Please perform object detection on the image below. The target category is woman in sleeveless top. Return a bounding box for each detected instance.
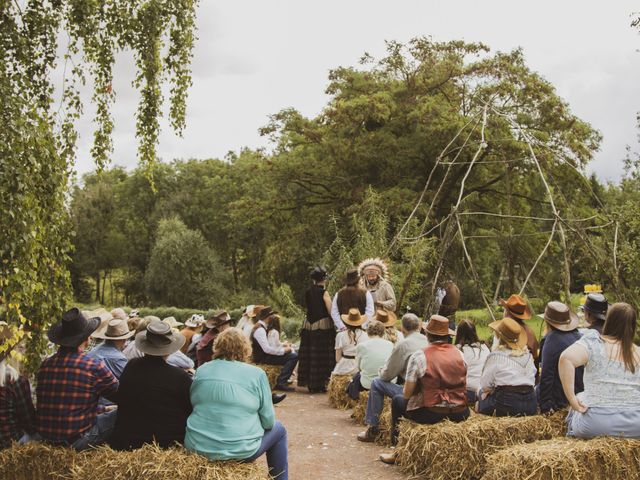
[297,267,336,393]
[560,302,640,438]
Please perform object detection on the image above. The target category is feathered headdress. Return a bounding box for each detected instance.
[357,257,389,279]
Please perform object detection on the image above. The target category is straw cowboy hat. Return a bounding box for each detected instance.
[251,305,266,318]
[48,308,101,347]
[544,301,579,331]
[425,315,456,336]
[243,305,256,318]
[489,317,527,349]
[92,318,135,340]
[135,320,185,356]
[110,308,128,320]
[205,310,233,329]
[375,309,398,327]
[185,314,204,328]
[499,294,532,321]
[341,308,367,327]
[163,317,184,329]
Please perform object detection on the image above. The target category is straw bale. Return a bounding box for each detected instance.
[482,437,640,480]
[253,363,282,389]
[0,442,79,480]
[0,443,271,480]
[396,411,567,480]
[327,374,357,409]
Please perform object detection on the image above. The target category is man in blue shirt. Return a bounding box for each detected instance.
[88,319,134,380]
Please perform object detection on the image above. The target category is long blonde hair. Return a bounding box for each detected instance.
[384,326,398,344]
[0,359,19,388]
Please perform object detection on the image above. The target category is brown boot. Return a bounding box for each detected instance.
[357,425,379,443]
[379,451,398,465]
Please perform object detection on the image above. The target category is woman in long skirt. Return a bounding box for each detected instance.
[297,267,336,393]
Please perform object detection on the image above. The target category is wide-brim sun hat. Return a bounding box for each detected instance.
[92,318,135,340]
[499,294,532,321]
[489,317,528,349]
[544,301,579,331]
[341,308,366,327]
[205,310,233,329]
[48,308,101,347]
[135,320,185,356]
[185,314,204,328]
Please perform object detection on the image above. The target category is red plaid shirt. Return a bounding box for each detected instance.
[0,375,36,449]
[36,347,118,445]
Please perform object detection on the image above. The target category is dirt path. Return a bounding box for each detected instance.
[269,390,407,480]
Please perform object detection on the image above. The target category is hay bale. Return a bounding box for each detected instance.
[0,442,79,480]
[253,363,282,389]
[0,443,271,480]
[481,437,640,480]
[351,391,392,446]
[75,443,270,480]
[327,374,357,409]
[396,411,567,480]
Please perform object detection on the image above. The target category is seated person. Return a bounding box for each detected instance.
[251,307,298,392]
[477,317,537,417]
[332,309,369,377]
[378,309,404,344]
[267,315,291,352]
[36,308,118,450]
[110,321,192,450]
[185,328,288,480]
[380,315,469,464]
[455,319,490,404]
[196,311,233,367]
[536,302,583,414]
[560,302,640,438]
[347,319,393,399]
[88,319,134,379]
[180,314,204,354]
[357,313,428,442]
[0,322,36,449]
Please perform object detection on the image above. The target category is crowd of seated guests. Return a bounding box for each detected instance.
[2,289,640,478]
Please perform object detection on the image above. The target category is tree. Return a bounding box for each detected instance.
[145,217,230,308]
[1,0,198,368]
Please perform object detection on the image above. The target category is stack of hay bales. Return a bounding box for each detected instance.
[351,391,392,446]
[252,363,283,390]
[396,412,566,479]
[0,443,271,480]
[327,374,357,409]
[482,437,640,480]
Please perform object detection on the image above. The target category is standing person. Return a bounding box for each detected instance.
[436,280,460,330]
[454,319,490,404]
[497,294,540,364]
[196,311,233,367]
[36,308,119,450]
[478,317,537,417]
[380,315,469,464]
[331,268,375,331]
[332,309,369,376]
[298,267,336,393]
[185,328,289,480]
[357,313,428,442]
[251,307,298,392]
[581,293,608,334]
[180,314,204,354]
[560,303,640,438]
[537,302,584,414]
[358,258,396,312]
[237,305,257,339]
[110,321,192,450]
[0,322,36,449]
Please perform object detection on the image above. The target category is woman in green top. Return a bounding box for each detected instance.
[185,328,288,479]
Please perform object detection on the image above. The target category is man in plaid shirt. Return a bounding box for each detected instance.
[36,308,119,450]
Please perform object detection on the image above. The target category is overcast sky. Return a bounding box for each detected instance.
[72,1,640,182]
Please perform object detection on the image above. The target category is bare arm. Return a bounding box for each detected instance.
[323,290,333,317]
[559,343,589,413]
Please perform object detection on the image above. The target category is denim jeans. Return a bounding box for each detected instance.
[262,352,299,387]
[390,394,469,445]
[72,409,118,451]
[477,389,537,417]
[365,378,403,427]
[245,421,288,480]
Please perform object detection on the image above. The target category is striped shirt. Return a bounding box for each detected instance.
[36,347,118,445]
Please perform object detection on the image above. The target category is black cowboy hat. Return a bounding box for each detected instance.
[344,268,360,286]
[257,306,278,321]
[48,308,101,347]
[310,266,328,282]
[582,293,608,321]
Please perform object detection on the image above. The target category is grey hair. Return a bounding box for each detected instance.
[401,313,421,332]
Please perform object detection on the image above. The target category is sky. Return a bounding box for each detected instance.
[72,0,640,182]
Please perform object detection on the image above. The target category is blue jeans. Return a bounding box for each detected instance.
[245,421,288,479]
[477,388,537,417]
[365,378,403,427]
[72,410,118,451]
[262,352,299,387]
